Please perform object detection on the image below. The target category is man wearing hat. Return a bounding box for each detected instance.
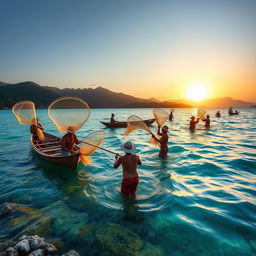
[60,126,80,155]
[114,141,141,199]
[152,125,169,158]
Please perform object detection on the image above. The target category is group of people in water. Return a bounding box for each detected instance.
[30,107,239,199]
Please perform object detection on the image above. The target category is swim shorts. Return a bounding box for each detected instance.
[121,176,139,195]
[61,150,69,156]
[33,135,39,141]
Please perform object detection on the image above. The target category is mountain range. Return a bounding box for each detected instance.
[0,81,255,109]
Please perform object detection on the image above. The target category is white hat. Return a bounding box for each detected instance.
[121,141,136,153]
[162,125,169,132]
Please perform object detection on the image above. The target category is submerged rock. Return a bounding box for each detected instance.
[135,242,166,256]
[96,223,143,256]
[61,250,80,256]
[28,235,46,250]
[44,200,88,240]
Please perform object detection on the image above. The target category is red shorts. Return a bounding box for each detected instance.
[121,176,139,195]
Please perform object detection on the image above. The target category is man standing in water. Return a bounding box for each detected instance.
[61,126,81,155]
[189,116,199,130]
[202,115,211,128]
[152,125,169,158]
[114,141,141,199]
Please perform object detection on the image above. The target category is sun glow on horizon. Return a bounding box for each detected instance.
[186,83,209,101]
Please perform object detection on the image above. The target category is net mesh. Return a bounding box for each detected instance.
[197,108,206,120]
[79,155,92,166]
[80,131,106,156]
[153,109,169,127]
[48,97,90,133]
[12,101,36,125]
[124,115,152,136]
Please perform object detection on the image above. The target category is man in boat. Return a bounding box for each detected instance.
[202,115,211,128]
[61,126,81,155]
[215,111,221,117]
[228,107,234,115]
[169,111,174,121]
[152,125,169,158]
[110,113,118,123]
[30,117,44,143]
[189,116,199,130]
[114,141,141,199]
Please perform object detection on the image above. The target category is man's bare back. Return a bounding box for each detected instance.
[114,154,141,179]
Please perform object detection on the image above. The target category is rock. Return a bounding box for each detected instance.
[28,235,46,250]
[96,223,143,256]
[19,235,29,241]
[4,247,18,256]
[44,243,57,255]
[28,249,44,256]
[25,217,53,236]
[0,203,14,218]
[14,239,30,252]
[44,201,88,240]
[61,250,80,256]
[135,242,166,256]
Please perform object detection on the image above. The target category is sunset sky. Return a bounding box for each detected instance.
[1,0,255,101]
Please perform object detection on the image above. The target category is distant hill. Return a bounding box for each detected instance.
[174,97,256,108]
[0,81,192,109]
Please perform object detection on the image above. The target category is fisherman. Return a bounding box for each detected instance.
[215,111,221,117]
[61,126,80,155]
[202,115,211,128]
[152,125,169,158]
[228,107,234,115]
[189,116,199,130]
[30,117,44,143]
[114,141,141,199]
[110,113,118,123]
[169,111,174,121]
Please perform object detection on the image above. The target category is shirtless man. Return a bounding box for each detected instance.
[30,118,44,143]
[215,111,221,118]
[114,141,141,199]
[61,126,80,155]
[189,116,199,130]
[202,115,211,128]
[152,125,169,158]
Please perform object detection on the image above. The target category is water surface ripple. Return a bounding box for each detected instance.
[0,108,255,255]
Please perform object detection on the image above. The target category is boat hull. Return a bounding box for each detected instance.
[31,132,80,169]
[100,118,155,128]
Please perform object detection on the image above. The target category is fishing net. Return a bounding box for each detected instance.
[197,108,206,120]
[170,108,175,113]
[80,131,106,156]
[124,115,152,136]
[48,97,90,133]
[12,101,36,125]
[79,155,92,166]
[153,109,169,127]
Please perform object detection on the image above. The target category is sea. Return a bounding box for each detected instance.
[0,108,255,255]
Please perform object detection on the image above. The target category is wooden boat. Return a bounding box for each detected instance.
[100,118,155,128]
[31,132,80,169]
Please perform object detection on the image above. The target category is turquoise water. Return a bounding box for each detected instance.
[0,108,256,255]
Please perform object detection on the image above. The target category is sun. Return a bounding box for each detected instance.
[186,83,208,101]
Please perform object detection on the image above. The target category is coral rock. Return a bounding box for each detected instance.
[28,235,46,250]
[45,243,57,255]
[14,239,30,252]
[28,248,45,256]
[4,247,18,256]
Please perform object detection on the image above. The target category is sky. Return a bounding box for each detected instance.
[0,0,256,101]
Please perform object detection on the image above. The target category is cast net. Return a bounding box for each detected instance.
[12,101,36,125]
[48,97,90,133]
[197,108,206,120]
[153,109,169,127]
[79,131,106,166]
[124,115,152,136]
